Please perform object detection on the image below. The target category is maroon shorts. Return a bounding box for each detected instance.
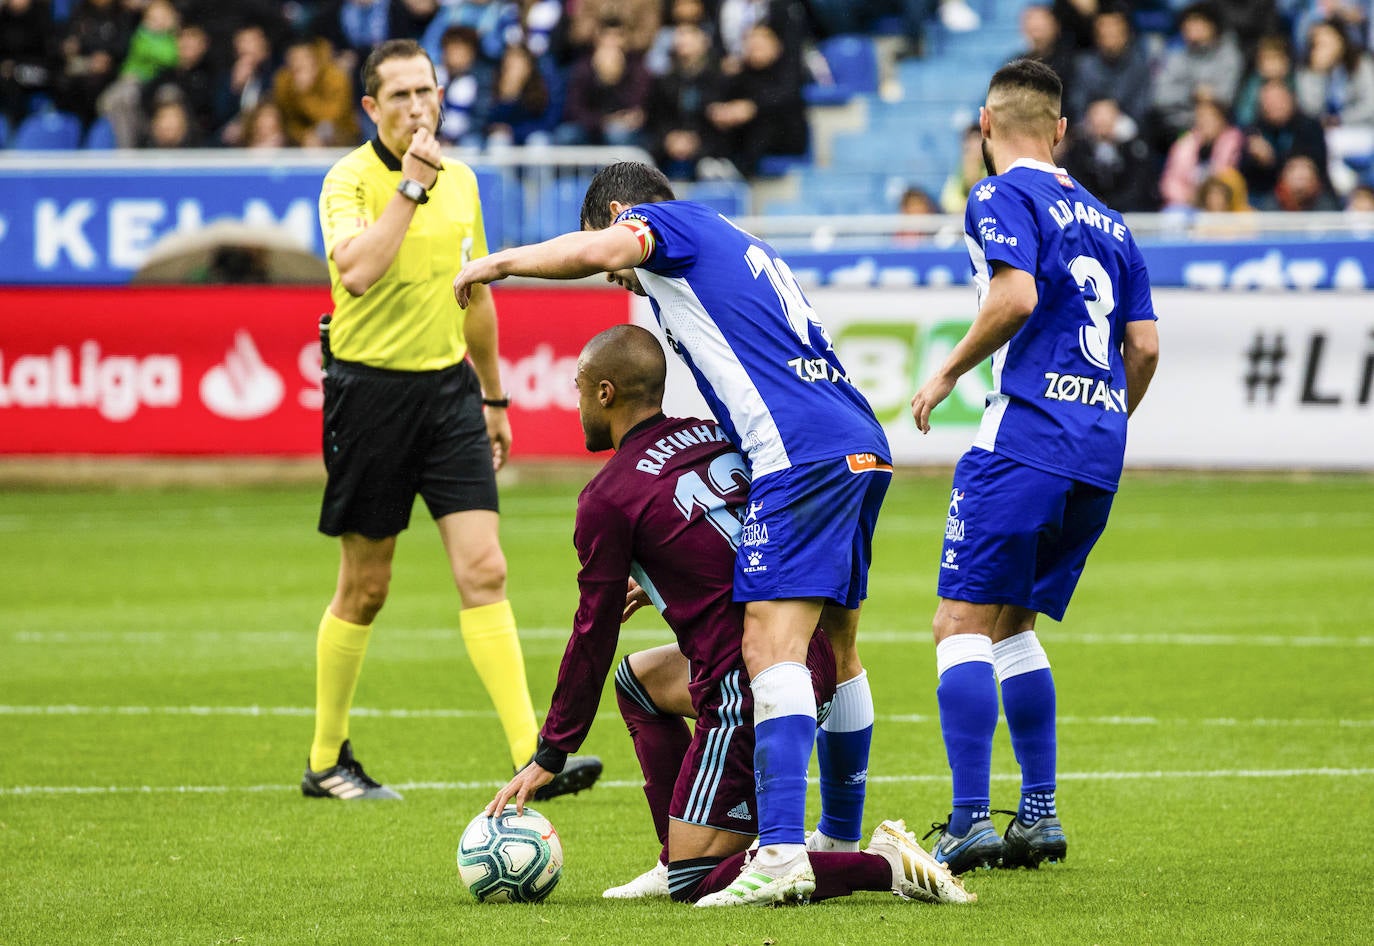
[668,630,837,835]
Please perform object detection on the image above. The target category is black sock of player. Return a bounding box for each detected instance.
[678,853,742,902]
[615,657,692,847]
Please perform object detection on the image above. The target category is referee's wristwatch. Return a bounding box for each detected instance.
[396,177,429,204]
[482,393,510,409]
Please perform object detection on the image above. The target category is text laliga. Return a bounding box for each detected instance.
[0,342,178,421]
[1047,199,1127,243]
[1042,371,1128,412]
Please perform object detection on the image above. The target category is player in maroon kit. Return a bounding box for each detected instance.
[484,325,974,907]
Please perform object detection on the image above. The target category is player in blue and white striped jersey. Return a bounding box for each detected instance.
[454,162,892,906]
[910,58,1160,874]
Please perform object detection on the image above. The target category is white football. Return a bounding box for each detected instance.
[456,805,563,903]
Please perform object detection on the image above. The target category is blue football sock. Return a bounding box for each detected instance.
[751,661,816,849]
[1019,790,1057,823]
[816,671,873,843]
[936,635,998,837]
[994,632,1057,825]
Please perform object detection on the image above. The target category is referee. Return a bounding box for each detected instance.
[303,38,601,801]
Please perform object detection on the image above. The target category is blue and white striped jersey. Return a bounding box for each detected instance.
[616,201,889,477]
[963,158,1157,490]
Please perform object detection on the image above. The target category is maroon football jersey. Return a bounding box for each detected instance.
[540,415,750,755]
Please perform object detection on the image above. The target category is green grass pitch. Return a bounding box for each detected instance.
[2,470,1371,945]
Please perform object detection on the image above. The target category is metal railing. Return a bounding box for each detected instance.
[730,211,1374,251]
[2,145,1369,252]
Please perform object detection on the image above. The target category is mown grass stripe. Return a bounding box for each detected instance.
[4,767,1371,797]
[11,628,1373,647]
[3,705,1370,728]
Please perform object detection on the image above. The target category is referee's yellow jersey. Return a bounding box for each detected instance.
[319,139,488,371]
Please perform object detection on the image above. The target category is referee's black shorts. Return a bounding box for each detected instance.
[318,358,499,539]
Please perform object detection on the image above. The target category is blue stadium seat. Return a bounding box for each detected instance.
[804,35,879,106]
[680,181,748,218]
[757,152,812,177]
[11,110,83,150]
[530,174,594,243]
[82,117,117,150]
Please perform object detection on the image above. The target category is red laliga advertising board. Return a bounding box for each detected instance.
[0,286,628,457]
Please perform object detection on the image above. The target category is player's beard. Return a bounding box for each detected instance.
[981,137,997,177]
[583,421,613,452]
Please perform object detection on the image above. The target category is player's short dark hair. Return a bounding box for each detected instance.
[580,162,677,230]
[987,58,1063,105]
[363,39,434,98]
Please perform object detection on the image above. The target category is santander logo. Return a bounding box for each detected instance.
[199,331,284,420]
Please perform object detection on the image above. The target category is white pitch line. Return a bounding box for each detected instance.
[10,628,1373,647]
[3,767,1372,797]
[0,705,493,719]
[2,705,1371,729]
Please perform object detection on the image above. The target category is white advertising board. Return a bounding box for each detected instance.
[636,288,1374,471]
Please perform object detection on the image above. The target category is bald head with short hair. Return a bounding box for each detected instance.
[581,324,667,405]
[576,324,669,451]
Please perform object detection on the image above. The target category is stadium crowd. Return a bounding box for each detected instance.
[2,0,1373,208]
[965,0,1374,214]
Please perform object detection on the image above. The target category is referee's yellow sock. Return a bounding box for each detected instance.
[460,600,539,768]
[309,610,372,772]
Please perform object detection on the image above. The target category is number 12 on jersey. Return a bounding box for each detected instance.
[672,452,750,550]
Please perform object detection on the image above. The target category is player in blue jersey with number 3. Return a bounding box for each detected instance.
[910,59,1160,874]
[454,162,892,907]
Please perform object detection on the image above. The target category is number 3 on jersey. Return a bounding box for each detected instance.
[673,452,750,550]
[1068,254,1115,371]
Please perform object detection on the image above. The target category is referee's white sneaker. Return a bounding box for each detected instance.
[867,819,976,904]
[602,861,669,899]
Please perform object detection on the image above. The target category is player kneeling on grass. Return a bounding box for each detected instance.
[485,325,974,907]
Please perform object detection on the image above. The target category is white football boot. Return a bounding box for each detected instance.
[602,861,669,899]
[867,819,977,904]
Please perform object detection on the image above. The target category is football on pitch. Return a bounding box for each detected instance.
[456,805,563,903]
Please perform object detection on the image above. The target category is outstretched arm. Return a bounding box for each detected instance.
[484,495,635,815]
[453,225,645,307]
[911,264,1037,433]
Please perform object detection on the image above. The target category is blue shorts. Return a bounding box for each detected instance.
[937,449,1115,621]
[733,454,891,609]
